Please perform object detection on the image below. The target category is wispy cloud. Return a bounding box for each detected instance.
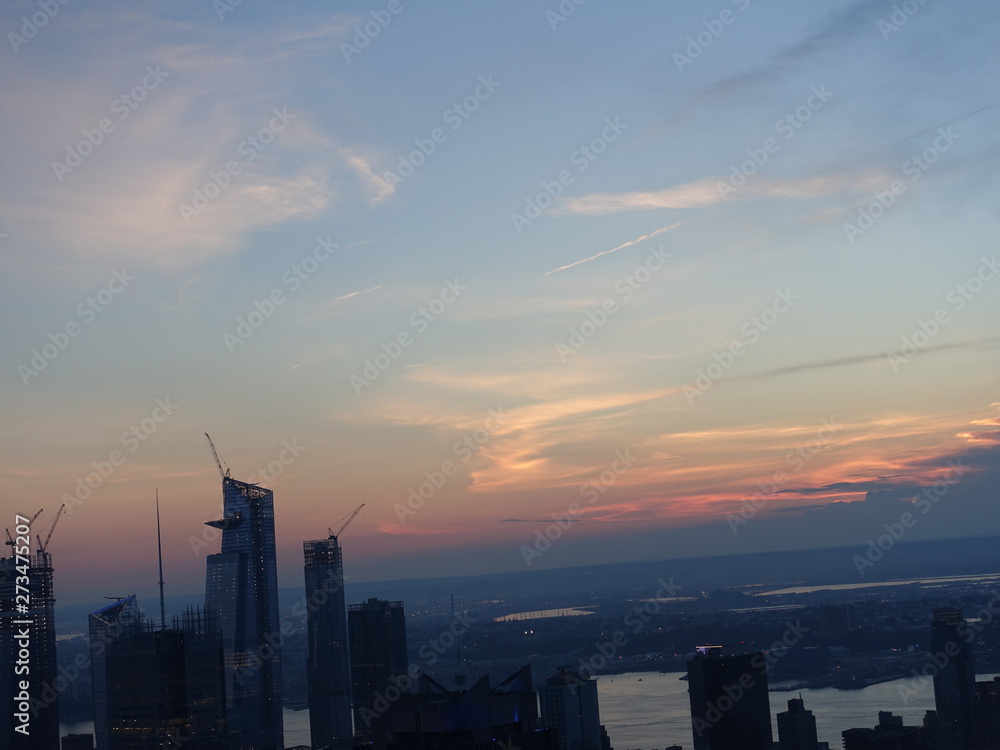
[544,223,680,275]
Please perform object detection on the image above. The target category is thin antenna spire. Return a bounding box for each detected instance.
[156,490,166,631]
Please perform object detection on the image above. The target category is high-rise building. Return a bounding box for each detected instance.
[349,598,407,740]
[205,476,283,749]
[372,666,555,750]
[538,668,608,750]
[89,599,229,750]
[61,734,95,750]
[686,646,772,750]
[930,607,975,748]
[1,543,60,750]
[777,697,818,750]
[304,535,352,748]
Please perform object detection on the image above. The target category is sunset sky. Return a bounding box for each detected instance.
[2,0,1000,606]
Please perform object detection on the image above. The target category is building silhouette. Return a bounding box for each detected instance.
[538,668,609,750]
[349,598,407,740]
[304,535,352,747]
[61,734,95,750]
[1,546,60,750]
[841,711,924,750]
[89,599,229,749]
[205,476,283,749]
[930,607,975,748]
[371,666,555,750]
[686,646,772,750]
[776,697,819,750]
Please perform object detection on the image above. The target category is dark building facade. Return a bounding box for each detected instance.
[371,666,555,750]
[776,697,818,750]
[205,477,283,749]
[304,535,352,747]
[538,669,606,750]
[930,607,975,748]
[1,548,60,750]
[349,598,407,740]
[686,646,772,750]
[89,599,229,750]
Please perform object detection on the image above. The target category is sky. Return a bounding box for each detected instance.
[2,0,1000,607]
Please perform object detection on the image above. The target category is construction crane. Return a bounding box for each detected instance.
[330,503,365,538]
[5,508,43,548]
[205,433,231,479]
[37,503,66,554]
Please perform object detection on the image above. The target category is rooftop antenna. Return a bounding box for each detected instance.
[156,490,166,631]
[204,433,230,479]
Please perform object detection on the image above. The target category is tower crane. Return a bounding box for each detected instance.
[37,503,66,554]
[330,503,365,539]
[205,433,231,479]
[5,508,43,548]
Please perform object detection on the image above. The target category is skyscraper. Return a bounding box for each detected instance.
[687,646,772,750]
[349,598,407,740]
[89,600,228,750]
[777,697,818,750]
[538,668,606,750]
[205,476,283,750]
[930,607,975,748]
[1,544,60,750]
[304,535,352,748]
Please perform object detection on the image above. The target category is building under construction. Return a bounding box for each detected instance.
[0,508,63,750]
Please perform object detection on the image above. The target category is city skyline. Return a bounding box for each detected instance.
[2,0,1000,607]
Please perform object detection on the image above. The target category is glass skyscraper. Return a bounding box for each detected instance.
[205,476,283,750]
[349,598,407,740]
[304,535,353,748]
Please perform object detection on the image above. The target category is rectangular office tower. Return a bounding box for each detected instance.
[931,607,976,748]
[304,536,353,748]
[205,476,283,750]
[687,646,772,750]
[89,598,228,750]
[349,598,407,740]
[539,668,607,750]
[0,549,60,750]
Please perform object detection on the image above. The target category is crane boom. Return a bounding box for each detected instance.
[38,503,66,553]
[5,508,43,547]
[332,503,366,538]
[205,433,230,479]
